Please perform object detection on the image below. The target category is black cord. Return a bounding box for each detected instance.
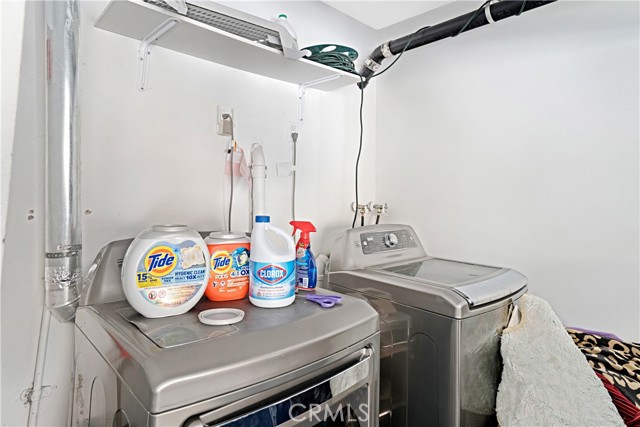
[370,26,431,81]
[351,26,430,228]
[354,25,434,228]
[361,215,365,227]
[517,0,528,16]
[228,147,233,232]
[222,114,235,232]
[352,75,365,228]
[369,0,501,82]
[375,214,380,225]
[353,27,428,227]
[454,0,493,37]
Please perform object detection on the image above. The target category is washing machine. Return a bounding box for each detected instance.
[328,224,527,427]
[72,238,380,427]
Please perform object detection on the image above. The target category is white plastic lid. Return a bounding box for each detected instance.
[198,308,245,326]
[208,231,247,240]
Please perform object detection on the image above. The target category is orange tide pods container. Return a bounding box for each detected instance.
[204,232,251,301]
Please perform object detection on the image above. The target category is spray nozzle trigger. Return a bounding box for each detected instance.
[290,221,316,242]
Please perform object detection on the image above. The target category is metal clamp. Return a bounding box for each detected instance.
[381,42,393,58]
[137,19,179,91]
[485,0,499,24]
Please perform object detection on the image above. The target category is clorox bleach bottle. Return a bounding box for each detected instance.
[249,216,296,308]
[122,225,209,318]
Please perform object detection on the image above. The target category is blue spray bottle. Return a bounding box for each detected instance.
[290,221,317,291]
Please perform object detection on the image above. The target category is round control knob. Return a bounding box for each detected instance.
[384,233,398,248]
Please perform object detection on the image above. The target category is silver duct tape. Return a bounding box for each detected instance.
[57,244,82,251]
[45,251,79,259]
[45,262,82,322]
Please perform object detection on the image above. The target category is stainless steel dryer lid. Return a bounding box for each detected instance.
[75,291,378,415]
[375,257,527,307]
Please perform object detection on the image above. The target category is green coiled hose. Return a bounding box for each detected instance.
[303,44,359,74]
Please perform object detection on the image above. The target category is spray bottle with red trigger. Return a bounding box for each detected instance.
[290,221,317,291]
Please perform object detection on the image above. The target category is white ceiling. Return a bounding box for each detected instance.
[322,1,455,30]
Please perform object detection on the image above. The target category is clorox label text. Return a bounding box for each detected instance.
[257,264,287,284]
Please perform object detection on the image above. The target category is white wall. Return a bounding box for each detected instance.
[1,0,26,256]
[1,1,376,425]
[1,0,28,419]
[375,1,640,340]
[3,0,638,425]
[1,2,53,426]
[79,0,376,265]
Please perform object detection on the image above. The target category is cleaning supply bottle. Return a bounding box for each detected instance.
[249,215,296,308]
[276,13,298,42]
[204,231,250,302]
[290,221,317,291]
[121,225,209,318]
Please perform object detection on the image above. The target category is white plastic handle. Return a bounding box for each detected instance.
[265,224,296,254]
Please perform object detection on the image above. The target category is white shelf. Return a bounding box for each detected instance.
[95,0,360,91]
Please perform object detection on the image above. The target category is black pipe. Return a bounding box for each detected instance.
[359,0,557,88]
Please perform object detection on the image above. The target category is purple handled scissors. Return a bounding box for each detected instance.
[305,294,342,308]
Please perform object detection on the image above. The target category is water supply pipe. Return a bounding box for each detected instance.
[250,144,267,230]
[28,2,81,424]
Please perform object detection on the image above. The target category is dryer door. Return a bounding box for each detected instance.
[185,347,377,427]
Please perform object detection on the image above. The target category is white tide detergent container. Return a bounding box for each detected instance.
[122,225,210,318]
[249,216,296,308]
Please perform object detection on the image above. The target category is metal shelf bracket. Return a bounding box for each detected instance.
[137,18,179,92]
[297,75,341,121]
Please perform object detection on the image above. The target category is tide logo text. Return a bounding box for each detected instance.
[144,246,177,277]
[211,250,232,274]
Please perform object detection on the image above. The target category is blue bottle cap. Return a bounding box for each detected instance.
[255,215,270,223]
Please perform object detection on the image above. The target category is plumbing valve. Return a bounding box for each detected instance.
[367,202,388,225]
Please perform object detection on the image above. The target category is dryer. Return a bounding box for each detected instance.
[328,224,527,427]
[73,238,380,426]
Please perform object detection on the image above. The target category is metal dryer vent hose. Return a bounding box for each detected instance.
[29,3,82,425]
[44,0,82,322]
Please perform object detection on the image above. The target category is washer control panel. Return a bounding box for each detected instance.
[361,230,417,254]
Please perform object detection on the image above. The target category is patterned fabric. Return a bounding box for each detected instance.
[595,372,640,427]
[568,329,640,410]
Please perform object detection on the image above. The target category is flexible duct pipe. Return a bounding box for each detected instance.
[44,0,82,322]
[359,0,557,88]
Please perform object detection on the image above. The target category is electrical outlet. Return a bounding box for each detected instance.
[287,121,303,143]
[217,106,234,136]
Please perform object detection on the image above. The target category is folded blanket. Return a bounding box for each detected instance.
[496,294,624,426]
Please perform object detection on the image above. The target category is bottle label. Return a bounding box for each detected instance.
[295,243,316,290]
[207,243,250,297]
[135,240,207,308]
[250,260,295,300]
